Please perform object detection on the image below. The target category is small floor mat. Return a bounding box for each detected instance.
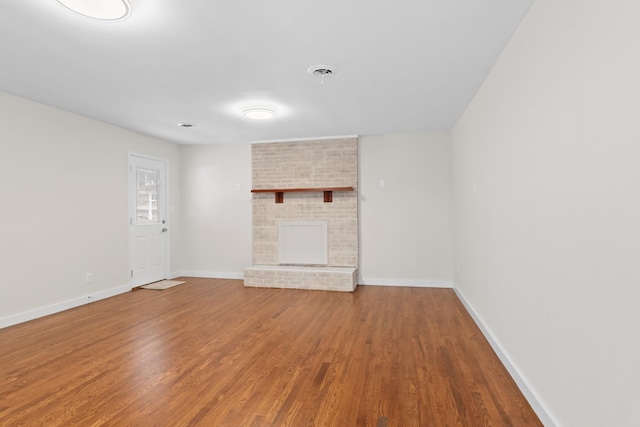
[140,280,185,290]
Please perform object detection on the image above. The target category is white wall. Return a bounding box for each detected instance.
[179,144,252,278]
[452,0,640,425]
[0,91,181,325]
[359,133,453,286]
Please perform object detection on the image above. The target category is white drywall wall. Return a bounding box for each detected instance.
[0,90,181,322]
[359,133,453,286]
[179,143,252,278]
[452,0,640,425]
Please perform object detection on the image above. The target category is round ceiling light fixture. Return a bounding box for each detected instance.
[55,0,131,21]
[307,64,338,84]
[243,107,276,120]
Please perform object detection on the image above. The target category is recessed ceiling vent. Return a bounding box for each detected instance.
[307,65,338,83]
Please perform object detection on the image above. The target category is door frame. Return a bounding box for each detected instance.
[128,152,170,287]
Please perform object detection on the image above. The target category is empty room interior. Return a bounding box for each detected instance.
[1,0,638,426]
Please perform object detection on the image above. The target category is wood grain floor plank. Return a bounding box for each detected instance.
[0,278,542,426]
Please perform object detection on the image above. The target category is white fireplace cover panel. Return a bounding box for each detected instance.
[278,221,328,265]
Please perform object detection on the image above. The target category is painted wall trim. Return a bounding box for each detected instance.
[251,135,358,144]
[169,271,183,280]
[180,271,245,280]
[0,284,131,329]
[179,273,451,287]
[453,285,559,427]
[360,278,453,288]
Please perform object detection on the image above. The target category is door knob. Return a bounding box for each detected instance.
[162,228,167,232]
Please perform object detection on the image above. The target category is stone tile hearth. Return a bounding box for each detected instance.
[244,265,357,292]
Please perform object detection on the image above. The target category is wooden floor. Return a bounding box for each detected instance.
[0,278,541,426]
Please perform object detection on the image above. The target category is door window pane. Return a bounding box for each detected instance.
[136,168,160,224]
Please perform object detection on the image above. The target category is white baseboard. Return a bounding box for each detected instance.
[179,272,453,288]
[453,285,558,427]
[359,278,453,288]
[179,271,245,280]
[0,284,131,329]
[168,271,183,280]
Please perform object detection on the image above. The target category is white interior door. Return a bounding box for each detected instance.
[129,154,168,286]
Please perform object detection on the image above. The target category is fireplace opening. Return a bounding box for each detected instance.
[278,221,328,265]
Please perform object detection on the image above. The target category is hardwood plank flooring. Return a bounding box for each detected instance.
[0,278,542,426]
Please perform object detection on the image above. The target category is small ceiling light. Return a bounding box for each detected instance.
[56,0,131,21]
[243,107,276,120]
[308,65,338,84]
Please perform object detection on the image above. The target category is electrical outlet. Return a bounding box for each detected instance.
[85,273,92,284]
[379,179,386,188]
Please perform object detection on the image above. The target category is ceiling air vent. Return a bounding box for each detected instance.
[307,65,338,83]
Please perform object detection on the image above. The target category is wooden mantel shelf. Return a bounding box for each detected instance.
[251,187,354,203]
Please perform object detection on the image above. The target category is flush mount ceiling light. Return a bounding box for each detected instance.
[56,0,131,20]
[308,64,338,84]
[243,107,276,120]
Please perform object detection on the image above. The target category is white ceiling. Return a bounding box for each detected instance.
[0,0,533,145]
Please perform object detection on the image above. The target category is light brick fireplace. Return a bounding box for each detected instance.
[243,137,358,292]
